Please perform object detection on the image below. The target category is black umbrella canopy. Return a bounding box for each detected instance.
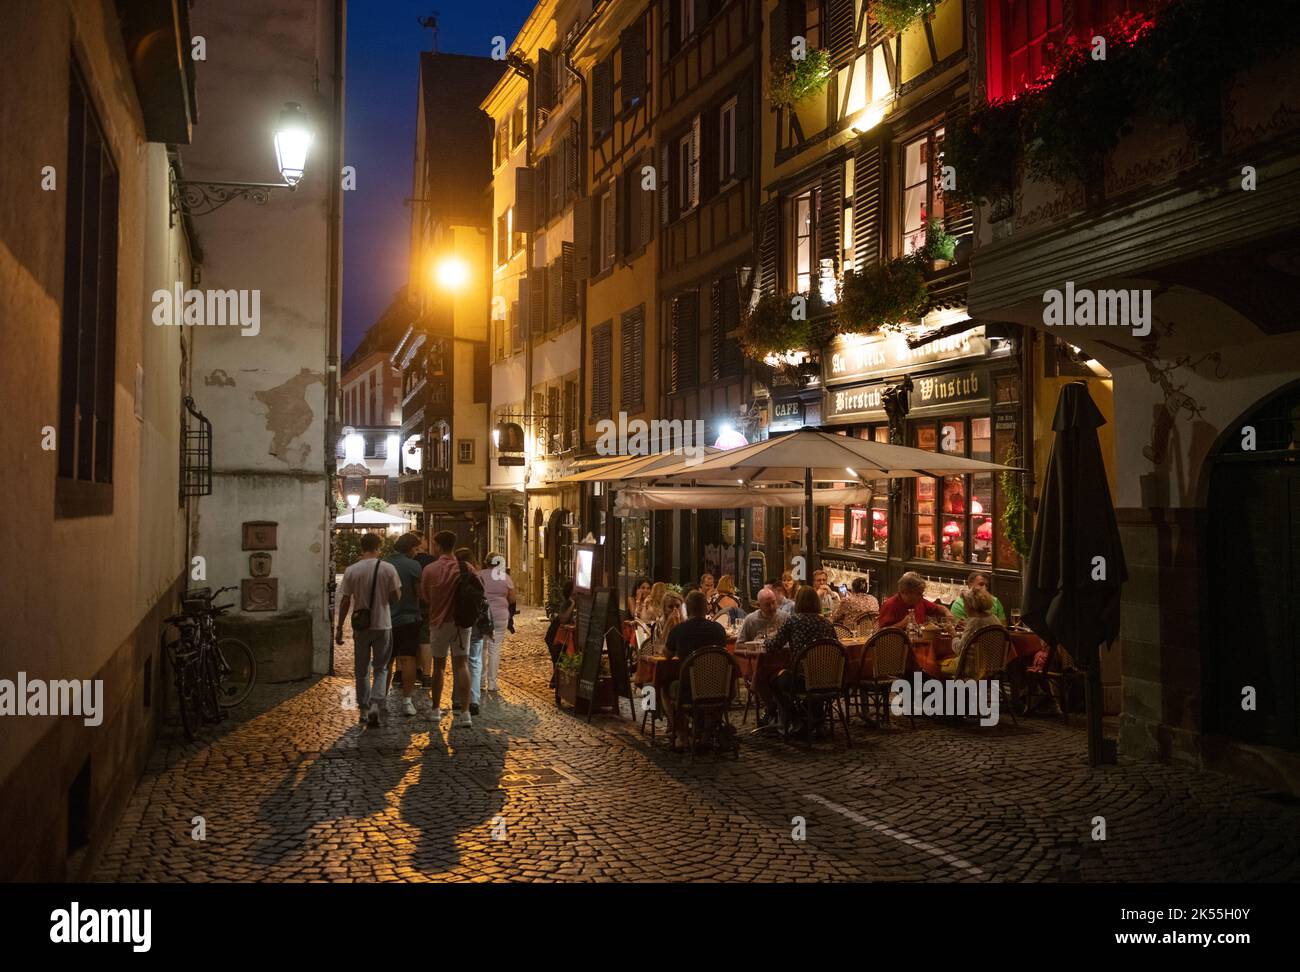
[1022,382,1127,671]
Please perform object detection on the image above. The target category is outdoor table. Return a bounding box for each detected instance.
[908,633,955,678]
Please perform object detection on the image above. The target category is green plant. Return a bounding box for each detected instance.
[740,291,813,360]
[332,529,397,573]
[834,256,929,335]
[768,49,831,108]
[363,496,389,512]
[545,575,568,619]
[556,651,583,675]
[1000,444,1030,560]
[872,0,938,35]
[921,216,956,262]
[943,97,1024,205]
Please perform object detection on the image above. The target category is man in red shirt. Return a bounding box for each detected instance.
[877,571,951,629]
[419,530,471,725]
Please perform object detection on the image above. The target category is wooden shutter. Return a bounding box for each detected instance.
[828,0,855,62]
[621,21,646,106]
[510,299,522,352]
[573,195,593,279]
[549,142,563,218]
[638,150,655,248]
[515,166,535,234]
[710,276,742,380]
[756,198,780,295]
[624,167,641,256]
[592,322,612,417]
[548,260,563,330]
[537,156,551,226]
[529,271,546,337]
[592,58,614,136]
[561,241,576,320]
[819,162,843,273]
[614,167,627,264]
[710,279,725,381]
[659,142,672,225]
[566,121,580,202]
[735,79,753,180]
[537,49,556,114]
[943,101,973,244]
[620,307,644,410]
[670,293,699,392]
[700,105,719,202]
[769,0,788,69]
[853,135,883,268]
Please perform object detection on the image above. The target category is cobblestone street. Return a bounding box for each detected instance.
[93,609,1300,883]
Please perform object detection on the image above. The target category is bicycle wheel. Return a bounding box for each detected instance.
[213,637,256,708]
[198,648,222,722]
[176,657,201,739]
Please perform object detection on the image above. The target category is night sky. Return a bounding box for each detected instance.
[343,1,537,357]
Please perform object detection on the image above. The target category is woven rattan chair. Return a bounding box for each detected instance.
[959,626,1016,724]
[833,622,856,642]
[860,627,912,728]
[1022,642,1084,721]
[785,641,852,748]
[676,647,739,760]
[853,613,878,639]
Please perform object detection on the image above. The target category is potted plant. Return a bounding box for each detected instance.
[554,650,617,713]
[872,0,938,35]
[767,48,831,108]
[834,255,929,335]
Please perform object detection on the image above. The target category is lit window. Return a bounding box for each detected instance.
[719,97,737,184]
[901,127,944,256]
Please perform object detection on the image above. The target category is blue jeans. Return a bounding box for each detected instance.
[455,632,483,706]
[353,629,392,709]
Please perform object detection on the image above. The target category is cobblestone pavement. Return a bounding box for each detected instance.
[94,609,1300,883]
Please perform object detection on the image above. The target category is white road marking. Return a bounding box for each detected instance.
[805,793,986,878]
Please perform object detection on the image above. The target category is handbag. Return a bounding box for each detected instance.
[350,559,382,633]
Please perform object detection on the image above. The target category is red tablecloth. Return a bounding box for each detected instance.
[1009,629,1046,660]
[555,623,577,655]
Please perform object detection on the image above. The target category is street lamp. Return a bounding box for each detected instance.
[347,492,360,525]
[434,255,470,292]
[176,101,315,216]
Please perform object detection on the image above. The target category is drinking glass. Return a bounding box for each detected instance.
[1010,609,1022,629]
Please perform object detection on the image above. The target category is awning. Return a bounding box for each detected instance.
[614,486,874,513]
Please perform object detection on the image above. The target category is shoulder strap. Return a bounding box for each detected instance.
[368,558,381,606]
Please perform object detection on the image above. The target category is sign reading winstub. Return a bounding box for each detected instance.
[824,326,989,387]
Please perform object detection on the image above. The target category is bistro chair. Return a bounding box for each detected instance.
[1022,642,1084,721]
[961,626,1016,724]
[853,613,878,639]
[786,641,852,749]
[860,627,912,728]
[676,647,740,760]
[833,622,856,642]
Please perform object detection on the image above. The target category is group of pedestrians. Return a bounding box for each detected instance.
[335,530,515,729]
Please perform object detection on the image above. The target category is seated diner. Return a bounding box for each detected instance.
[877,571,951,630]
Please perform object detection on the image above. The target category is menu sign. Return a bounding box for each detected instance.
[824,326,989,387]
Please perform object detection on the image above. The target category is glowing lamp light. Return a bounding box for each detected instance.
[492,427,501,448]
[346,493,361,510]
[976,521,993,541]
[872,510,884,522]
[273,102,313,187]
[850,102,886,135]
[435,255,470,292]
[343,433,365,464]
[943,521,961,537]
[714,424,749,450]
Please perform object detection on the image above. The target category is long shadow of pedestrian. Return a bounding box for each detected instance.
[398,694,541,876]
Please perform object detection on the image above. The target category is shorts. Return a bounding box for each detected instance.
[418,617,431,645]
[391,621,421,658]
[429,621,470,659]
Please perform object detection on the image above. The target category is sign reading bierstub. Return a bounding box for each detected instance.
[823,326,989,387]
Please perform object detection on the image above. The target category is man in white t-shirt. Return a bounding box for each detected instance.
[478,551,516,695]
[335,532,402,727]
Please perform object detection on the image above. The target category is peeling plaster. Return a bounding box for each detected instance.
[205,369,236,387]
[253,368,324,465]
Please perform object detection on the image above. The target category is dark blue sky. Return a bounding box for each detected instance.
[343,1,536,357]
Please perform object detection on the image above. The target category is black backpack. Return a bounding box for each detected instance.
[453,563,488,630]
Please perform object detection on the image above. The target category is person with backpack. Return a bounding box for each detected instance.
[478,550,516,698]
[452,548,492,716]
[335,533,403,727]
[419,530,473,726]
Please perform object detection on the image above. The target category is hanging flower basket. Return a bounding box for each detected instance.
[872,0,938,35]
[943,97,1024,206]
[833,256,929,336]
[768,49,831,108]
[740,291,813,360]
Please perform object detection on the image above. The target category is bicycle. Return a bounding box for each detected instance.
[162,586,258,738]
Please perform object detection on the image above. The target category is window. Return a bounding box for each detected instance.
[598,187,615,272]
[495,121,509,168]
[510,102,526,148]
[563,379,578,450]
[912,417,995,565]
[719,97,737,184]
[497,211,509,265]
[822,425,889,553]
[458,439,475,464]
[58,61,120,514]
[678,0,696,46]
[510,207,525,256]
[676,119,700,212]
[620,306,645,411]
[592,320,613,418]
[901,127,944,257]
[801,0,823,51]
[786,187,820,293]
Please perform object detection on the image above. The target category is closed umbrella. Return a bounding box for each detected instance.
[1021,381,1126,766]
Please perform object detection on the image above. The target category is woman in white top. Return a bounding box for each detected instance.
[477,551,516,695]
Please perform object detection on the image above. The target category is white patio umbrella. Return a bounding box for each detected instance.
[547,446,722,484]
[643,428,1021,570]
[332,507,412,528]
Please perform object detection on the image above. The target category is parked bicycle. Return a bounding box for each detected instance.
[162,586,257,738]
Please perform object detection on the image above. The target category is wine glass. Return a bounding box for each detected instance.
[1010,608,1022,629]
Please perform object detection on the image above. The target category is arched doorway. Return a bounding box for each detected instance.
[1206,384,1300,751]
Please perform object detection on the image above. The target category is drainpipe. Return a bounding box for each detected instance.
[323,0,346,674]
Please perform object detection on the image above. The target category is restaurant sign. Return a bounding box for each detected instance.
[824,326,988,387]
[825,367,990,423]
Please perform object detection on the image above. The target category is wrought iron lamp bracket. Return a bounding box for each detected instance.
[175,179,295,218]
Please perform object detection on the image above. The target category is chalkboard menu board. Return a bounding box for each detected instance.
[577,590,611,703]
[747,551,767,605]
[574,588,636,722]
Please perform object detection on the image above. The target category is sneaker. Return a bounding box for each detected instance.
[402,698,417,716]
[469,703,480,716]
[451,700,462,712]
[430,707,443,722]
[367,702,380,727]
[457,711,472,728]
